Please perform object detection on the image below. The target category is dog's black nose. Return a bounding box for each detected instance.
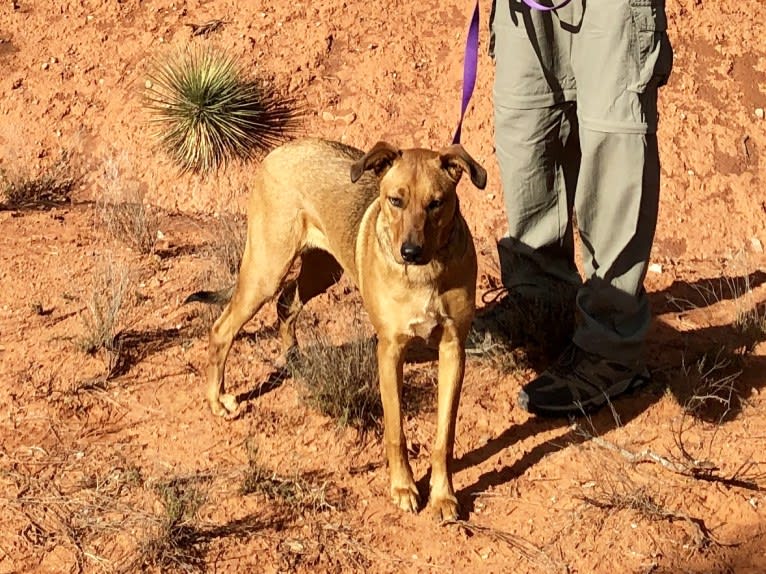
[400,242,423,263]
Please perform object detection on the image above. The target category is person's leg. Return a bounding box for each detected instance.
[573,130,659,366]
[477,1,582,351]
[491,0,581,294]
[519,0,673,415]
[495,103,581,297]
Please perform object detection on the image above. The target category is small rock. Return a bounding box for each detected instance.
[751,236,763,253]
[144,79,153,89]
[687,169,695,176]
[49,56,57,64]
[755,108,764,120]
[41,62,49,70]
[156,229,166,240]
[648,262,663,274]
[321,110,356,125]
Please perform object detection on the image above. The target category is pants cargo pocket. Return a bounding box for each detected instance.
[628,0,673,93]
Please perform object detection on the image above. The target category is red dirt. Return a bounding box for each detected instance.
[1,1,766,573]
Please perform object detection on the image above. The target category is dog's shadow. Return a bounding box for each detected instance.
[235,365,292,405]
[451,270,766,516]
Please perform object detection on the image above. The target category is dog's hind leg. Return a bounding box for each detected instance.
[206,234,300,418]
[276,249,343,361]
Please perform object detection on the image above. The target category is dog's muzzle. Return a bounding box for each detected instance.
[400,242,425,265]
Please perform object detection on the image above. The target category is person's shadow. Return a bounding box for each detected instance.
[451,270,766,514]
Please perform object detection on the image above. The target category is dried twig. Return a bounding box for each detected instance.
[576,424,715,476]
[445,519,569,574]
[186,19,228,37]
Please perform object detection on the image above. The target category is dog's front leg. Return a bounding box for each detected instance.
[377,336,419,513]
[429,324,464,521]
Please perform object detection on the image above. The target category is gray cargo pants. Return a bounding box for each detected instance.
[490,0,673,365]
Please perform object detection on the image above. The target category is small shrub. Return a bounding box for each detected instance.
[188,212,247,334]
[145,46,301,173]
[0,150,79,208]
[290,333,382,432]
[209,212,247,277]
[98,156,160,254]
[241,439,339,514]
[734,301,766,355]
[79,257,130,354]
[136,478,208,572]
[680,349,743,423]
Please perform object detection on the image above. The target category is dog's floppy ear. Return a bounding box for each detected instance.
[439,144,487,190]
[350,141,402,183]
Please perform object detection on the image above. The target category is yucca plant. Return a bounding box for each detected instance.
[145,46,300,173]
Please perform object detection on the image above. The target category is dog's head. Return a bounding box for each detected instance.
[350,141,486,265]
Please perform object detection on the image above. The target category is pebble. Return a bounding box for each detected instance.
[648,263,663,274]
[145,79,153,89]
[755,108,764,120]
[41,62,49,70]
[321,110,356,125]
[751,236,764,253]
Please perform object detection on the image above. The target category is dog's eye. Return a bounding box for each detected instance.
[388,196,404,208]
[427,199,443,211]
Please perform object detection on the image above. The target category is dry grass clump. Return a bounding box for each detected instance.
[289,332,382,432]
[187,212,247,333]
[0,150,79,209]
[78,256,131,356]
[98,156,160,255]
[208,211,247,277]
[133,477,209,573]
[240,439,343,515]
[1,440,145,573]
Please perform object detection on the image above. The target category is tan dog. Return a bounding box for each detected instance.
[187,138,486,520]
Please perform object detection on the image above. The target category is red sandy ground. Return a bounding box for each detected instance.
[1,1,766,573]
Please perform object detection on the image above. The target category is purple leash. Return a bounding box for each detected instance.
[452,0,573,145]
[452,1,480,145]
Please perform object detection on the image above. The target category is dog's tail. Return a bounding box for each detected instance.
[184,285,235,306]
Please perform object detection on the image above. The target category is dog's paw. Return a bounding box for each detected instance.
[209,394,240,419]
[391,484,420,514]
[429,494,459,522]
